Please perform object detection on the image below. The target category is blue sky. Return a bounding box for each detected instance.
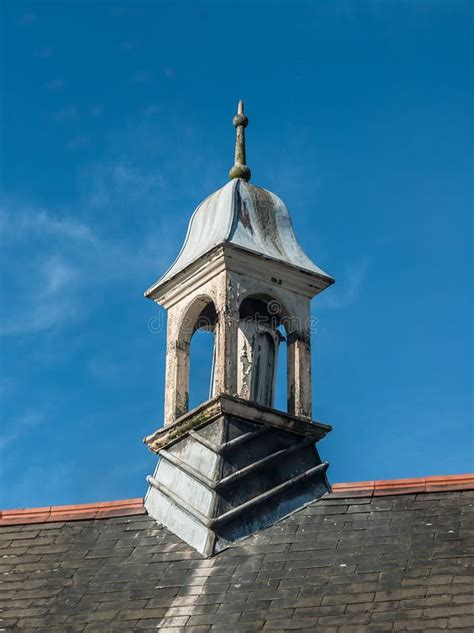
[0,1,472,508]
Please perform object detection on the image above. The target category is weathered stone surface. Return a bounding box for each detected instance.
[144,395,331,453]
[144,398,331,556]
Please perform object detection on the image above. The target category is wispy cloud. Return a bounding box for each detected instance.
[120,40,140,52]
[33,46,53,59]
[0,218,88,335]
[0,113,224,340]
[88,357,123,382]
[0,377,15,402]
[133,70,153,84]
[114,162,164,193]
[0,199,98,335]
[318,260,369,309]
[0,460,75,508]
[67,135,90,151]
[109,6,127,17]
[0,195,162,337]
[91,104,104,117]
[17,12,36,26]
[0,411,45,452]
[45,78,64,91]
[87,160,165,208]
[53,106,79,122]
[0,205,96,243]
[140,104,160,117]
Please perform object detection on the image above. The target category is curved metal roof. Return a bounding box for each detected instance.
[158,178,332,286]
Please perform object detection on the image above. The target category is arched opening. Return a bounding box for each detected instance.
[168,296,219,421]
[238,294,288,410]
[188,301,218,410]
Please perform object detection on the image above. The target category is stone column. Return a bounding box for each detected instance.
[213,305,238,397]
[164,339,190,426]
[287,302,312,419]
[163,306,191,427]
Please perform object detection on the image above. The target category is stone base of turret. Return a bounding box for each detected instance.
[144,396,331,557]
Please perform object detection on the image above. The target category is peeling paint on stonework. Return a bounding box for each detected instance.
[239,340,251,400]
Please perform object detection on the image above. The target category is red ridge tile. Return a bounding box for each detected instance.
[374,477,426,496]
[0,498,145,526]
[98,498,144,509]
[425,473,474,492]
[96,506,146,519]
[330,480,375,497]
[49,502,100,512]
[2,474,473,527]
[327,473,474,499]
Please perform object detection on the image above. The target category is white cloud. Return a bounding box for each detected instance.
[0,205,97,243]
[133,70,153,84]
[109,6,127,17]
[88,357,123,382]
[87,160,165,208]
[67,135,90,151]
[45,78,64,91]
[0,202,97,334]
[318,260,369,309]
[91,104,104,117]
[0,377,15,401]
[0,460,75,508]
[114,162,164,194]
[140,104,160,117]
[17,12,36,26]
[33,47,53,58]
[0,196,164,337]
[53,106,79,122]
[120,40,140,52]
[0,113,224,340]
[0,410,45,452]
[0,256,83,336]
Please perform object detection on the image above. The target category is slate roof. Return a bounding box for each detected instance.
[1,476,473,633]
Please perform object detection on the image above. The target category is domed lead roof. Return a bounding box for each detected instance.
[157,178,332,286]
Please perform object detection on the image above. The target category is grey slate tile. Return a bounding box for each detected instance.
[0,490,473,632]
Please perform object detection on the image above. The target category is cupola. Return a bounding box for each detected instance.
[144,102,334,556]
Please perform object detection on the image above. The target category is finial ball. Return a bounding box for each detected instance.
[229,163,251,182]
[233,113,248,128]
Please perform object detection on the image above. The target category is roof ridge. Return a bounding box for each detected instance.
[0,497,145,526]
[1,474,473,526]
[328,473,474,498]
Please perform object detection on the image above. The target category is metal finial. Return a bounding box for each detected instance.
[229,100,251,182]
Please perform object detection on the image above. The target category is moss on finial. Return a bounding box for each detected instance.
[229,100,251,182]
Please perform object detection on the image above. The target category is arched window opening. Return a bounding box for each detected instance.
[239,296,281,330]
[188,301,217,411]
[238,295,287,409]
